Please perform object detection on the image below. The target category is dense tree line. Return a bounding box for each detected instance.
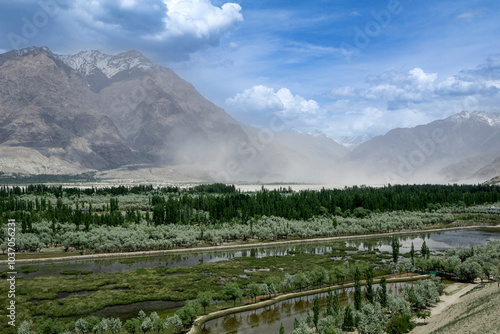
[0,183,235,197]
[148,184,500,224]
[1,184,499,227]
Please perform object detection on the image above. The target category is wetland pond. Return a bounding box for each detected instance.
[17,228,500,278]
[11,228,498,333]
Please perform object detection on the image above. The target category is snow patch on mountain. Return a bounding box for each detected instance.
[337,134,377,149]
[59,50,153,79]
[449,111,500,127]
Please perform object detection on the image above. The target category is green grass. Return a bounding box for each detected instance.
[59,270,93,275]
[119,259,136,264]
[20,268,38,274]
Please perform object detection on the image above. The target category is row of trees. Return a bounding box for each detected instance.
[2,184,499,228]
[0,210,454,253]
[148,184,500,224]
[414,240,500,282]
[17,310,182,334]
[0,183,235,197]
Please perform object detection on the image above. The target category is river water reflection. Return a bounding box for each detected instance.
[17,229,500,278]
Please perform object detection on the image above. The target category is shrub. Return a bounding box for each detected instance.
[455,261,483,282]
[386,313,416,334]
[356,302,387,334]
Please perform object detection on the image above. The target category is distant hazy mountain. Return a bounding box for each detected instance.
[345,111,500,184]
[337,134,377,150]
[439,150,500,182]
[470,156,500,181]
[262,129,349,182]
[483,175,500,185]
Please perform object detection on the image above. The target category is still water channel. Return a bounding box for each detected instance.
[201,282,421,334]
[17,229,500,278]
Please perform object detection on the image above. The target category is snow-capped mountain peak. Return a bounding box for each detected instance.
[449,111,500,127]
[59,50,153,79]
[474,111,500,126]
[337,134,377,149]
[308,129,328,138]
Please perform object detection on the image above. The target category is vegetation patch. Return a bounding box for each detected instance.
[60,269,93,275]
[119,259,136,264]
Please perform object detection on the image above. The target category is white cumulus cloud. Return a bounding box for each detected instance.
[408,68,437,90]
[276,88,320,115]
[226,85,284,113]
[225,85,321,128]
[38,0,243,61]
[149,0,243,41]
[227,85,320,116]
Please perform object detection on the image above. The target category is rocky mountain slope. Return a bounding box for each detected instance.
[61,48,250,167]
[0,47,347,182]
[0,47,137,170]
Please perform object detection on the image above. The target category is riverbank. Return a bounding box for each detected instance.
[2,225,495,265]
[188,275,431,334]
[411,281,500,334]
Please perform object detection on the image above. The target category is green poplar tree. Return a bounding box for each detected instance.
[354,267,362,311]
[342,305,355,332]
[313,296,320,329]
[410,242,415,267]
[365,267,374,304]
[391,235,400,264]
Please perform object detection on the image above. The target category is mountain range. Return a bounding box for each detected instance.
[345,111,500,184]
[0,47,499,184]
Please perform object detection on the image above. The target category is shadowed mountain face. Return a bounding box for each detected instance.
[60,48,252,168]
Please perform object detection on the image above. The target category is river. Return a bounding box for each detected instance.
[14,228,500,278]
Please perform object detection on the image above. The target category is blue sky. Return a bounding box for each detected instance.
[1,0,499,141]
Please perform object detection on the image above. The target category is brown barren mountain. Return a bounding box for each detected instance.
[0,47,348,182]
[0,47,136,170]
